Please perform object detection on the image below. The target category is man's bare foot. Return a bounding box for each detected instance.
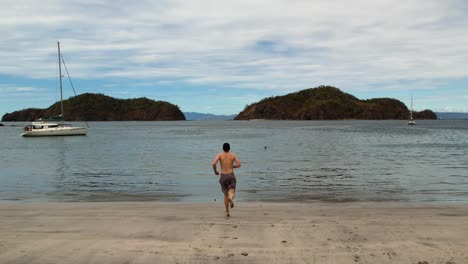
[225,211,230,217]
[228,198,234,209]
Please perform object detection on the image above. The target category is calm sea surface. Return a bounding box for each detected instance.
[1,120,467,203]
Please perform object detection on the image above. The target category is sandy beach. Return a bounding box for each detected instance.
[0,202,467,264]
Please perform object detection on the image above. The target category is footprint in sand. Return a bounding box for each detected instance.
[281,240,287,244]
[228,254,235,257]
[213,256,220,260]
[241,253,248,256]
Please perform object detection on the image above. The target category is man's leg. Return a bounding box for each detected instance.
[228,188,235,208]
[224,192,230,216]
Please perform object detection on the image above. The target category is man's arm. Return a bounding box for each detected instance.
[212,154,220,175]
[233,155,241,169]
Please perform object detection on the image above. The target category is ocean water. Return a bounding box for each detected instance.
[0,120,467,203]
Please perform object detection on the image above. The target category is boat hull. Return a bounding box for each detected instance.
[21,127,87,137]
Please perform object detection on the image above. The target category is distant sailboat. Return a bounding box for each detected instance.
[408,95,415,125]
[21,41,88,137]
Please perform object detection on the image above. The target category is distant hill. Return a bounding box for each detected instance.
[235,86,437,120]
[184,112,235,121]
[436,112,468,120]
[2,93,185,121]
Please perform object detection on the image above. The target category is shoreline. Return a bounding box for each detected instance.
[1,202,467,263]
[2,198,468,205]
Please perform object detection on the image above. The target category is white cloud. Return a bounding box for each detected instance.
[0,0,467,95]
[0,84,44,93]
[14,87,35,91]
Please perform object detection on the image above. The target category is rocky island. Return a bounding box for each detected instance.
[1,93,185,121]
[235,86,437,120]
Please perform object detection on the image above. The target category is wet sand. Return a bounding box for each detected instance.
[0,202,467,263]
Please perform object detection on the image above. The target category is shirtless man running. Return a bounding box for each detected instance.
[212,143,241,217]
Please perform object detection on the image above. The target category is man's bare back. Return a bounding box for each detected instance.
[212,151,241,175]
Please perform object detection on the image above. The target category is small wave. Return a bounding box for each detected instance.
[430,181,462,185]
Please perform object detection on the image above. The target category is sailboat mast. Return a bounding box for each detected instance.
[410,95,413,120]
[58,41,64,125]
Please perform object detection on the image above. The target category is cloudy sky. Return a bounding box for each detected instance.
[1,0,467,116]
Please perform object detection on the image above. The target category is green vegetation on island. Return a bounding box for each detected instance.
[1,93,185,121]
[235,86,437,120]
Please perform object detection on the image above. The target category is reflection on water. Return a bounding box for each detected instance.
[0,120,467,203]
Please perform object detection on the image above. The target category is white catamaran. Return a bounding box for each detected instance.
[21,42,88,137]
[408,95,415,125]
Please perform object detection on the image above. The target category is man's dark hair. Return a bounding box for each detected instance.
[223,143,230,152]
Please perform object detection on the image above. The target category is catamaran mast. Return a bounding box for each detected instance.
[58,41,64,125]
